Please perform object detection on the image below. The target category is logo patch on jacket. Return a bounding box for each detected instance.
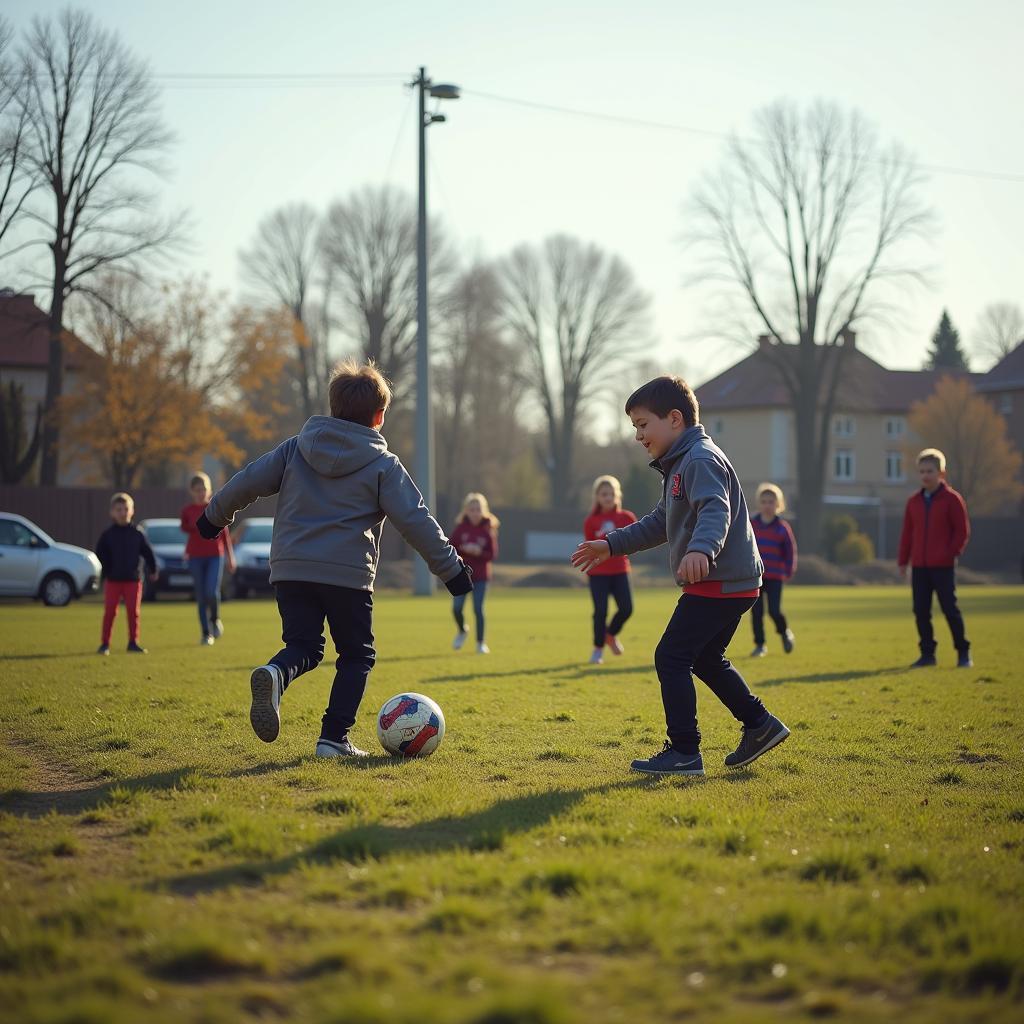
[671,473,682,499]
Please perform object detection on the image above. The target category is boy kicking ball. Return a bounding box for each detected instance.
[571,375,789,776]
[194,360,472,759]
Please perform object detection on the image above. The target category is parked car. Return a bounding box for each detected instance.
[232,517,273,598]
[138,518,194,601]
[0,512,101,606]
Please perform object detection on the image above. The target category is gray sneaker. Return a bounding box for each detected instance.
[630,742,705,776]
[315,737,369,758]
[725,714,790,769]
[249,664,283,743]
[782,629,795,654]
[751,644,767,657]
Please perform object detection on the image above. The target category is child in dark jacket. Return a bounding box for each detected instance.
[749,482,797,657]
[897,448,972,668]
[450,492,499,653]
[583,475,637,665]
[196,360,471,758]
[95,492,158,655]
[572,375,789,776]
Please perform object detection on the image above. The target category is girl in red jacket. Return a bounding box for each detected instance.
[450,493,499,653]
[583,475,637,665]
[180,471,236,645]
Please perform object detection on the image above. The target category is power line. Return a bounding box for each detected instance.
[463,88,1024,185]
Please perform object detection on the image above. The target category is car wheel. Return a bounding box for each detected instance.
[41,572,74,607]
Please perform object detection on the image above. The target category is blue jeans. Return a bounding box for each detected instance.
[453,580,488,643]
[189,555,223,636]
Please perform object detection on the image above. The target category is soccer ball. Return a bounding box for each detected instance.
[376,692,445,758]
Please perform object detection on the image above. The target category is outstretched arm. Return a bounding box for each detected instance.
[202,438,297,534]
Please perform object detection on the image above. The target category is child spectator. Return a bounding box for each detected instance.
[749,482,797,656]
[450,492,499,653]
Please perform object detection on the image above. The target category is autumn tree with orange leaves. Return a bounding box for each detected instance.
[908,376,1023,514]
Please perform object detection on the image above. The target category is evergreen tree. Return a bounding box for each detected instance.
[926,309,970,370]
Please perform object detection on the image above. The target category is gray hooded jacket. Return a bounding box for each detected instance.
[605,425,763,593]
[205,417,462,591]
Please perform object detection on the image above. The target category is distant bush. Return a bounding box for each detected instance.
[822,513,858,560]
[835,532,875,565]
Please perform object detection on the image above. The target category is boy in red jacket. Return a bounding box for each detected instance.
[897,448,972,668]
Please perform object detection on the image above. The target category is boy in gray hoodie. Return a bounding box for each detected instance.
[195,360,472,758]
[571,375,789,776]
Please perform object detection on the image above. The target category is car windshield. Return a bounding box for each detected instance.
[144,525,184,545]
[239,523,273,543]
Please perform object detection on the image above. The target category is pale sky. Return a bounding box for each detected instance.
[6,0,1023,423]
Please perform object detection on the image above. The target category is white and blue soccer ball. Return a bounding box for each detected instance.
[376,692,445,758]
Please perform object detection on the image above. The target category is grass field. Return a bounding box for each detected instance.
[1,585,1023,1024]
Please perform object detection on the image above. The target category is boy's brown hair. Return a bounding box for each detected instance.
[916,448,946,472]
[329,359,392,427]
[110,492,134,509]
[625,375,700,427]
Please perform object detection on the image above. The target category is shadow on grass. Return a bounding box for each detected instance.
[753,667,906,687]
[421,661,586,683]
[160,779,646,896]
[0,767,198,818]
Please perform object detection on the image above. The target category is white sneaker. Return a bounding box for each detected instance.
[249,664,283,742]
[453,628,469,651]
[211,619,224,639]
[477,642,490,654]
[315,737,369,758]
[200,635,215,646]
[751,644,767,657]
[589,649,604,665]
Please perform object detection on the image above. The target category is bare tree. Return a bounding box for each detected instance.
[499,234,651,508]
[320,185,451,400]
[0,17,37,252]
[973,302,1024,368]
[239,202,328,418]
[8,8,179,484]
[688,100,933,553]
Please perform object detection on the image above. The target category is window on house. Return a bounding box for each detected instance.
[885,450,904,482]
[833,448,855,481]
[885,417,905,438]
[999,394,1013,415]
[833,416,856,438]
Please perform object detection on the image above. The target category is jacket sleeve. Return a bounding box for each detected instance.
[379,460,462,582]
[949,491,970,559]
[205,438,296,529]
[782,519,797,579]
[138,532,157,575]
[479,527,497,564]
[683,457,731,561]
[583,515,597,541]
[606,499,667,556]
[180,506,193,537]
[897,499,913,567]
[95,532,110,575]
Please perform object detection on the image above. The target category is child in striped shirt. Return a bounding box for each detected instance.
[749,483,797,657]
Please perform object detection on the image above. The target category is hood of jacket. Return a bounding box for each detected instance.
[297,416,388,478]
[652,424,707,473]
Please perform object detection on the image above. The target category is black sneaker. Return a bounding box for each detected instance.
[724,714,790,769]
[910,654,937,668]
[97,644,110,656]
[957,652,973,668]
[315,736,369,758]
[782,629,795,654]
[126,642,147,654]
[630,742,704,776]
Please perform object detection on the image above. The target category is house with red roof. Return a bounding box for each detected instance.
[0,290,100,484]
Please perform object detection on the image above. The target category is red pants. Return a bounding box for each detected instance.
[102,580,142,645]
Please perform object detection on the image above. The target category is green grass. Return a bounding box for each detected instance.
[1,585,1023,1023]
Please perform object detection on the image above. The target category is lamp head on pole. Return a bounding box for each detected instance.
[428,83,461,101]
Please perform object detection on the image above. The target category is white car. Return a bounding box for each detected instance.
[0,512,101,606]
[232,517,273,598]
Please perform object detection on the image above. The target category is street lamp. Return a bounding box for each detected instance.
[411,66,459,596]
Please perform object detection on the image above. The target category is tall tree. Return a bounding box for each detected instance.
[9,8,178,484]
[688,100,933,554]
[0,379,41,483]
[320,185,451,400]
[925,309,969,371]
[239,202,329,419]
[0,17,37,254]
[498,234,650,508]
[909,376,1022,514]
[973,302,1024,367]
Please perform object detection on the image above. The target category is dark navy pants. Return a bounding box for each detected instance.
[751,578,788,645]
[912,567,969,655]
[270,581,376,743]
[588,573,633,648]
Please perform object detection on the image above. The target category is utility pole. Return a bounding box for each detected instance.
[411,66,459,595]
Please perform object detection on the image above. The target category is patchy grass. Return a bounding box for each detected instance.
[1,586,1023,1022]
